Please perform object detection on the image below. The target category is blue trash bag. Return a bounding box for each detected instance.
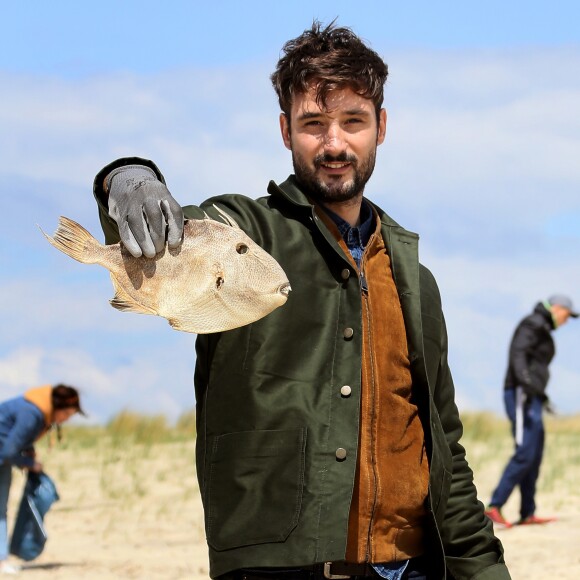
[9,471,59,561]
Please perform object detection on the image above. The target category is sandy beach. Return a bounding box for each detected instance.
[4,415,579,579]
[6,436,209,579]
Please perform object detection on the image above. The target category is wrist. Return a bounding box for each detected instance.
[105,164,158,196]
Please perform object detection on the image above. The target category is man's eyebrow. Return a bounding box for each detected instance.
[344,108,371,116]
[297,111,323,121]
[297,108,371,121]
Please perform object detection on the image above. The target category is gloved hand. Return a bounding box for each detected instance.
[106,165,184,258]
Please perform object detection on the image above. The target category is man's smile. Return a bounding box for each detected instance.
[320,161,351,171]
[315,155,357,177]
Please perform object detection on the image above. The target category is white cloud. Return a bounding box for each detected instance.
[0,344,195,423]
[549,363,580,414]
[2,46,580,419]
[0,348,44,393]
[376,48,580,220]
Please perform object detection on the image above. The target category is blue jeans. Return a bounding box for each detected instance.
[0,463,12,561]
[490,389,544,519]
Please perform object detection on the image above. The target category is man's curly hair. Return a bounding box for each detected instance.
[271,20,388,119]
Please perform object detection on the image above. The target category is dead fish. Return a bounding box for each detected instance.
[41,209,291,334]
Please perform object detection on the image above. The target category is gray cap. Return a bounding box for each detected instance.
[548,294,579,318]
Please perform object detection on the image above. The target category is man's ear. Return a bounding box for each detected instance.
[280,113,292,150]
[377,108,387,145]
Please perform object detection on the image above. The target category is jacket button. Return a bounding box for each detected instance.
[343,328,354,339]
[341,269,350,280]
[335,448,347,460]
[340,385,352,397]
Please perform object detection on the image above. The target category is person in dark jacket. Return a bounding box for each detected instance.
[90,21,510,580]
[0,384,83,574]
[485,296,578,529]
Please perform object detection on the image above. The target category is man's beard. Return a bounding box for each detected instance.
[292,149,377,203]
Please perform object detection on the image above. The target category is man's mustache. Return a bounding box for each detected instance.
[313,153,357,166]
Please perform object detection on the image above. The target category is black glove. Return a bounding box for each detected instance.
[106,165,184,258]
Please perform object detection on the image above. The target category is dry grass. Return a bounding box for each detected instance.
[460,411,580,497]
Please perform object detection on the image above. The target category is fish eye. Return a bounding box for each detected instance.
[236,243,249,255]
[216,276,224,289]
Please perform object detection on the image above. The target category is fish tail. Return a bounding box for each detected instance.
[40,216,102,264]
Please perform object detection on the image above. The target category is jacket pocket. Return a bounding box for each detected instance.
[206,428,306,551]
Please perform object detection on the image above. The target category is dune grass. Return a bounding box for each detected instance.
[57,408,196,448]
[460,411,580,503]
[45,409,580,507]
[39,408,198,503]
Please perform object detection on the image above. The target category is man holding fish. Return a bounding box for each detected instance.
[90,21,510,580]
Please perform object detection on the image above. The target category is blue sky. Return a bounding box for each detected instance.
[1,1,579,422]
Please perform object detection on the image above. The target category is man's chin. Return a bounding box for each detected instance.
[316,181,359,203]
[294,170,359,202]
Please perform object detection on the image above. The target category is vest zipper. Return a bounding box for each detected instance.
[359,270,369,295]
[359,232,375,296]
[361,258,378,562]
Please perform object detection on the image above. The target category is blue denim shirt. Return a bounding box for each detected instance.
[322,201,409,580]
[0,397,46,468]
[320,200,374,268]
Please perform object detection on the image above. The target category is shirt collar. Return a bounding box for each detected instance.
[320,200,374,248]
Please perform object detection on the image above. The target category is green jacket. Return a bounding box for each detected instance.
[94,159,510,580]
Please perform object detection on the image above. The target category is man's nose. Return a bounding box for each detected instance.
[323,125,346,152]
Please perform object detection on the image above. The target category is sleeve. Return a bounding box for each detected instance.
[0,410,44,469]
[433,317,511,579]
[416,266,511,579]
[509,319,545,397]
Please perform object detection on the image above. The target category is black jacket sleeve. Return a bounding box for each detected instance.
[509,318,547,398]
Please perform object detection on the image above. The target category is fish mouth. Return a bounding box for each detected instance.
[279,283,291,297]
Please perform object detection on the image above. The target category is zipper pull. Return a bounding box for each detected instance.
[359,271,368,294]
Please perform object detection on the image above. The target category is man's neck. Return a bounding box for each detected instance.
[320,194,364,227]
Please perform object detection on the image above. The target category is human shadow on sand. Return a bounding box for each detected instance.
[21,562,80,572]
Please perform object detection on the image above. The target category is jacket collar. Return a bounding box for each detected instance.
[379,220,428,387]
[370,200,430,391]
[536,301,557,330]
[267,176,312,208]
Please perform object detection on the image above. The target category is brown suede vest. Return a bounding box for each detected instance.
[317,209,429,563]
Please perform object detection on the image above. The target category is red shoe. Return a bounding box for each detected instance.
[515,515,557,525]
[484,506,513,529]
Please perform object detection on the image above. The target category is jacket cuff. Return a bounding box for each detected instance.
[471,563,512,580]
[11,455,35,469]
[92,157,167,209]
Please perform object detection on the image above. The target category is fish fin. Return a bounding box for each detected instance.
[109,274,157,316]
[166,318,197,334]
[39,216,102,264]
[212,205,240,229]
